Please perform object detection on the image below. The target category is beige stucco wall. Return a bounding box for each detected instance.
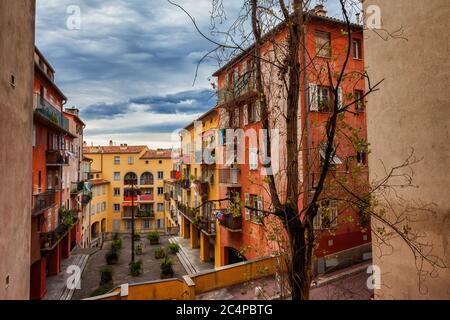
[364,0,450,299]
[0,0,36,299]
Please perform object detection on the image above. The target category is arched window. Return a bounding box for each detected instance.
[140,172,154,185]
[124,172,138,185]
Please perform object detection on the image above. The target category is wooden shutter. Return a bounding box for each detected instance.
[337,87,343,109]
[309,84,318,111]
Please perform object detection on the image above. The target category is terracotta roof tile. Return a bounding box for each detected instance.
[83,145,147,154]
[140,149,173,159]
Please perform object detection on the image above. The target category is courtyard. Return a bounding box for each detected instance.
[71,234,187,300]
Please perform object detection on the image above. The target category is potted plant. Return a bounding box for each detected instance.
[112,238,122,250]
[129,260,142,276]
[133,233,141,241]
[100,266,113,286]
[160,256,174,279]
[135,243,143,255]
[168,243,179,254]
[105,248,119,265]
[154,247,166,259]
[147,231,160,245]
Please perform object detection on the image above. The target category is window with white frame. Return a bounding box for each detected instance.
[157,171,164,180]
[114,156,120,165]
[249,148,258,170]
[157,187,164,195]
[113,203,120,212]
[101,202,106,211]
[314,200,338,230]
[352,39,362,60]
[113,172,120,181]
[113,188,120,196]
[315,31,331,58]
[128,156,134,164]
[317,86,331,112]
[354,90,364,112]
[157,203,164,212]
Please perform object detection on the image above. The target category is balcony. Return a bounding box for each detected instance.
[218,168,241,186]
[46,149,69,166]
[191,180,209,196]
[70,181,84,195]
[196,213,216,236]
[139,194,154,202]
[170,170,180,180]
[122,210,155,219]
[123,195,138,202]
[32,190,56,216]
[218,210,242,232]
[82,191,92,205]
[33,93,69,132]
[217,79,256,106]
[40,210,79,251]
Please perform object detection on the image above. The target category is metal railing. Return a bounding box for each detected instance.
[217,210,242,231]
[33,93,69,131]
[32,190,56,215]
[46,149,69,166]
[218,168,241,185]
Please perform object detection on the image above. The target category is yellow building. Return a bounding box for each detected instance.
[88,170,110,241]
[178,108,222,267]
[84,143,173,235]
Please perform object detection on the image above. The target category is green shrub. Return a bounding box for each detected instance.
[105,249,119,265]
[154,247,166,259]
[133,233,141,241]
[112,232,120,241]
[147,231,160,244]
[111,238,122,250]
[168,243,179,254]
[161,256,174,277]
[129,260,143,276]
[100,266,113,286]
[90,283,114,297]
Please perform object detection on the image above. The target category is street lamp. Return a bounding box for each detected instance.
[124,172,140,263]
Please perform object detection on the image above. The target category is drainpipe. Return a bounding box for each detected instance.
[303,24,311,205]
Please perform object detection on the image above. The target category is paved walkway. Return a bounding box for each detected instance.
[71,234,187,300]
[196,261,373,300]
[170,236,214,273]
[43,250,90,300]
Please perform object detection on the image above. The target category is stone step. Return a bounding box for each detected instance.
[169,237,197,275]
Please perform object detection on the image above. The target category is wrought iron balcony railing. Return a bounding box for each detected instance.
[217,210,242,232]
[32,190,56,216]
[33,93,69,131]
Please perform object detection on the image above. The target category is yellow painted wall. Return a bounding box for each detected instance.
[85,150,173,234]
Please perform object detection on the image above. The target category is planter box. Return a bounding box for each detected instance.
[161,273,174,279]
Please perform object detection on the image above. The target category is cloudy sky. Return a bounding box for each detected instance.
[35,0,342,148]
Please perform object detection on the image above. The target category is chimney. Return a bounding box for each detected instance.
[83,141,87,146]
[109,140,113,146]
[314,4,327,17]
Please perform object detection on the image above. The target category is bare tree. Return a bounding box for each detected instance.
[170,0,447,300]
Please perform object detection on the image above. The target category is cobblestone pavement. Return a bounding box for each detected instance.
[71,234,187,300]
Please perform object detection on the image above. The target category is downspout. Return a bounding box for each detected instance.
[303,24,311,205]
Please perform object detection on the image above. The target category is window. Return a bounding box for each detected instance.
[314,200,338,229]
[354,90,365,112]
[159,160,162,164]
[249,148,258,170]
[113,188,120,196]
[102,185,106,195]
[113,204,120,212]
[114,156,120,165]
[245,194,263,223]
[142,220,150,230]
[317,86,331,112]
[233,108,240,127]
[113,172,120,181]
[157,203,164,212]
[125,221,132,230]
[319,143,342,167]
[352,39,362,60]
[101,202,106,211]
[250,102,261,122]
[128,156,134,164]
[157,187,164,195]
[157,171,164,180]
[357,151,368,166]
[96,203,100,213]
[243,104,249,126]
[315,31,331,58]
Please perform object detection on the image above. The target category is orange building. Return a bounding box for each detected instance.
[30,48,87,299]
[213,8,371,272]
